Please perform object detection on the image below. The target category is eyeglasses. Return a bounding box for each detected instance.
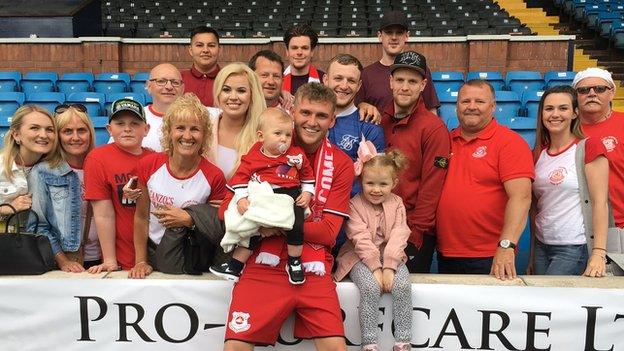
[54,103,87,115]
[576,85,612,95]
[149,78,184,87]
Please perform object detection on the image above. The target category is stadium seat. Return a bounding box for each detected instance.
[544,71,576,88]
[91,116,111,146]
[505,71,544,95]
[66,92,106,116]
[598,12,623,38]
[20,72,58,94]
[0,72,21,92]
[521,90,544,119]
[0,92,25,116]
[445,117,459,130]
[130,72,150,95]
[467,71,505,91]
[0,115,12,140]
[612,20,624,50]
[105,92,146,114]
[432,72,464,94]
[25,92,66,114]
[437,91,459,120]
[494,90,521,119]
[57,72,94,94]
[498,116,537,148]
[93,73,131,94]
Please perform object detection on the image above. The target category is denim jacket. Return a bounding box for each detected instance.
[28,160,83,255]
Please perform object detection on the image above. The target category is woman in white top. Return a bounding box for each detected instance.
[206,62,266,179]
[0,105,56,219]
[531,85,609,277]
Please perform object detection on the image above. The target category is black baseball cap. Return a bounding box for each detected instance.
[109,98,146,123]
[379,11,408,31]
[390,51,427,77]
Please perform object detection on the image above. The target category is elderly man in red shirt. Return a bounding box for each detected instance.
[436,80,534,280]
[380,51,451,273]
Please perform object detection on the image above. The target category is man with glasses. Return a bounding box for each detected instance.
[139,63,185,152]
[182,26,220,107]
[573,68,624,230]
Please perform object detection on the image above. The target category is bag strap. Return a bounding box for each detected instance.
[5,207,39,235]
[576,139,616,252]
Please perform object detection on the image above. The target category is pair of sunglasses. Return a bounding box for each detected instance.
[576,85,611,95]
[54,103,87,115]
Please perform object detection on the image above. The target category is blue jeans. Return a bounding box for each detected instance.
[533,240,588,275]
[437,253,493,274]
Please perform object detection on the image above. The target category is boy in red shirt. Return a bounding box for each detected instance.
[85,99,154,273]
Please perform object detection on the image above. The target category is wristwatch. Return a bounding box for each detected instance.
[498,239,517,249]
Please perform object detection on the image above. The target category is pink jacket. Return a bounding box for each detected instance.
[334,193,411,281]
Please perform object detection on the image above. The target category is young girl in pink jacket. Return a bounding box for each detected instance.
[334,149,412,351]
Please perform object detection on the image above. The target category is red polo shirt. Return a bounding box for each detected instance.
[436,119,534,257]
[581,111,624,227]
[181,64,220,107]
[381,98,451,248]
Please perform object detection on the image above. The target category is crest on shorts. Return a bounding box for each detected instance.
[548,166,567,185]
[601,136,618,152]
[229,311,251,333]
[472,146,487,158]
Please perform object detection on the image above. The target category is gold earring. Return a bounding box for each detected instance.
[15,140,20,145]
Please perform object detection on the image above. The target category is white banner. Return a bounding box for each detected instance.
[0,279,623,350]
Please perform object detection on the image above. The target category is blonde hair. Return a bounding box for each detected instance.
[161,93,213,156]
[213,62,266,164]
[2,105,56,180]
[257,107,293,132]
[47,106,95,168]
[361,149,408,180]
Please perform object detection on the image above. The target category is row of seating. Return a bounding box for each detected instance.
[444,115,537,147]
[554,0,624,49]
[0,92,150,118]
[102,0,531,38]
[432,70,577,95]
[438,90,545,121]
[0,72,149,96]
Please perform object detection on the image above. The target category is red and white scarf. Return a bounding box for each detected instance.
[256,138,334,275]
[282,64,321,93]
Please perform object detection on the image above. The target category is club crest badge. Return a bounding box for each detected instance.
[601,136,618,152]
[472,146,487,158]
[548,166,567,185]
[229,311,251,333]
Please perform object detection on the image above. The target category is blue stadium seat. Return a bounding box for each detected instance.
[544,71,576,88]
[494,90,522,119]
[466,71,505,91]
[91,116,110,146]
[0,92,25,116]
[498,116,537,148]
[143,92,153,104]
[66,92,106,116]
[522,90,544,119]
[93,73,131,94]
[20,72,58,94]
[130,72,150,95]
[25,92,66,114]
[431,71,464,94]
[0,115,12,141]
[505,71,544,96]
[0,72,21,92]
[105,92,146,115]
[599,12,623,38]
[437,91,458,121]
[611,20,624,49]
[57,72,94,94]
[445,117,459,130]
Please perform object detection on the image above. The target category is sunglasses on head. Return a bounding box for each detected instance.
[576,85,611,95]
[54,103,87,115]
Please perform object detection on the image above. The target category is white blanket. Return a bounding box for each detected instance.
[220,181,295,253]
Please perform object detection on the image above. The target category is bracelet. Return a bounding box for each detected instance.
[593,247,607,252]
[136,261,147,265]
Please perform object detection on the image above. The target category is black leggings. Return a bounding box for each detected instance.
[273,187,304,246]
